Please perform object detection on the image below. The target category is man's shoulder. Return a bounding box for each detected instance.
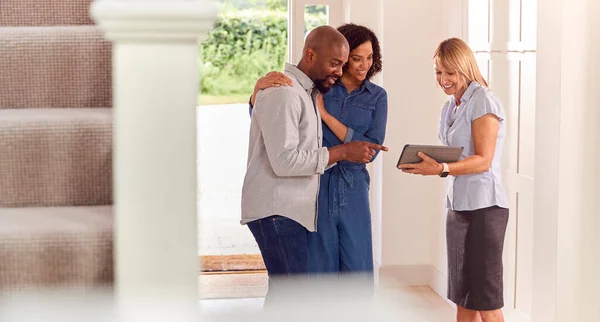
[257,83,304,103]
[253,86,307,118]
[261,85,296,96]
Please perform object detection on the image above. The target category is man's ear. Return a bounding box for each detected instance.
[305,48,316,63]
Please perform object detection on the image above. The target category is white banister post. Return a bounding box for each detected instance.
[90,1,216,321]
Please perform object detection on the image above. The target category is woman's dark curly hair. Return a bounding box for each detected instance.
[337,23,382,81]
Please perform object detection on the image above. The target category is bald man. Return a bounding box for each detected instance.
[241,25,387,303]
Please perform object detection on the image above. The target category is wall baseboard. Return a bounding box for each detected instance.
[503,309,531,322]
[430,265,455,307]
[378,264,456,307]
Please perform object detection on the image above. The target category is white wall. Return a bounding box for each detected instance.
[429,0,465,296]
[533,0,600,321]
[379,0,445,276]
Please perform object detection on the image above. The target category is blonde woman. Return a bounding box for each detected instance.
[398,38,508,322]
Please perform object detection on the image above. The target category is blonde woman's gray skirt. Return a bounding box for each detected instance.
[446,206,509,311]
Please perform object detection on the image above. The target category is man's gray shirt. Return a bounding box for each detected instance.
[240,63,330,232]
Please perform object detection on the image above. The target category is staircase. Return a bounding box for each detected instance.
[0,0,114,291]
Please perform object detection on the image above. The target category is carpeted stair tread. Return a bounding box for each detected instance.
[0,205,113,290]
[0,108,112,208]
[0,0,95,26]
[0,26,111,109]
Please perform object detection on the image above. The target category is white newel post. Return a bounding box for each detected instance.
[91,1,216,320]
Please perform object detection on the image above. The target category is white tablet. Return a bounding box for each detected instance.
[396,144,464,166]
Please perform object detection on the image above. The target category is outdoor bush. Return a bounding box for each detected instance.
[199,9,327,98]
[199,10,287,97]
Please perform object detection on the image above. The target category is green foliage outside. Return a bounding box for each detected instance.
[199,10,287,99]
[198,4,327,105]
[212,0,326,14]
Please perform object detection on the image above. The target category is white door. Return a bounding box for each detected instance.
[288,0,346,64]
[467,0,536,320]
[507,0,537,318]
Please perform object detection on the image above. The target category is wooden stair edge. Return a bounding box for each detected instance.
[199,254,266,272]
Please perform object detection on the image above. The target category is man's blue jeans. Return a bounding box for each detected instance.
[247,215,309,305]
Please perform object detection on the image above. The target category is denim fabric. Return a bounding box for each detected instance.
[307,80,387,278]
[247,215,309,304]
[308,166,374,276]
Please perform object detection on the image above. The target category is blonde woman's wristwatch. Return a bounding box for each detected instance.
[440,163,450,177]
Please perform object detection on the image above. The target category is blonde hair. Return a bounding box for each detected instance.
[433,38,488,88]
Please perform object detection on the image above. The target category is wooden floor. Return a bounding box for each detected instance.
[198,271,456,321]
[200,254,265,272]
